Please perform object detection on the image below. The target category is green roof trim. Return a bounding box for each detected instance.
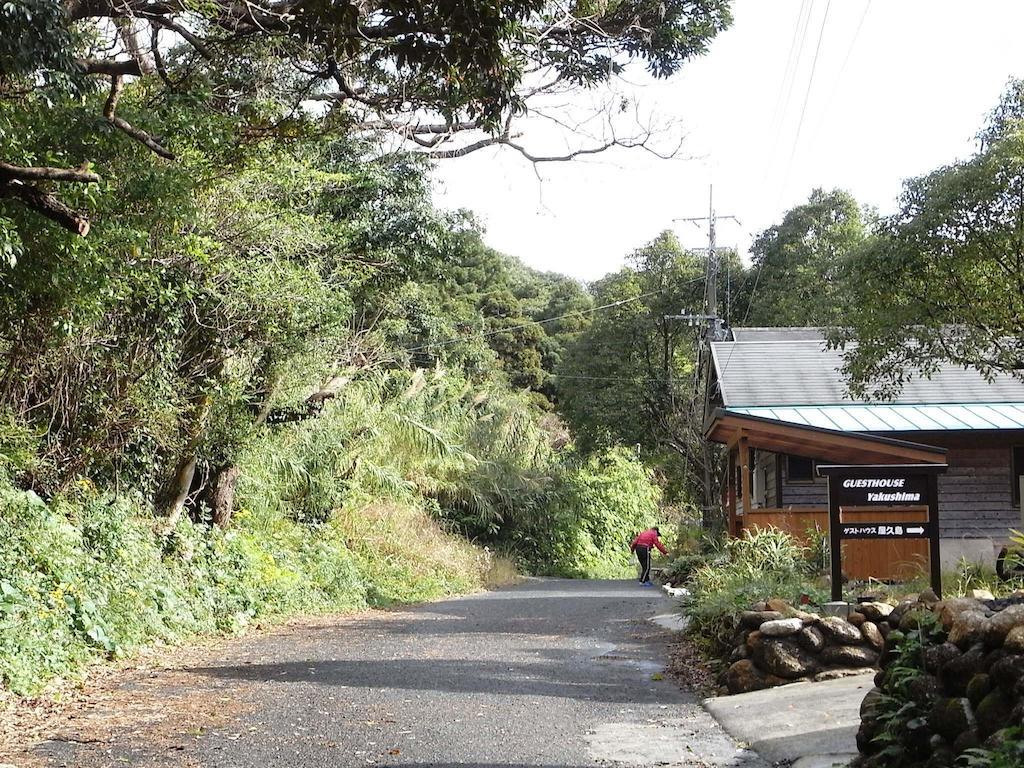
[725,403,1024,432]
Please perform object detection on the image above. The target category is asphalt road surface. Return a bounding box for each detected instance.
[36,578,764,768]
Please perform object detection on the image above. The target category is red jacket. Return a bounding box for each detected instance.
[631,528,667,555]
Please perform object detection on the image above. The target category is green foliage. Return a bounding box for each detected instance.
[836,80,1024,398]
[743,188,868,327]
[866,614,945,766]
[0,476,492,695]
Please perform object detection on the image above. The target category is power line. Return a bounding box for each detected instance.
[808,0,872,154]
[764,0,814,184]
[402,275,707,354]
[780,0,834,200]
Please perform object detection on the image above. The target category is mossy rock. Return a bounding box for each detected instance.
[975,689,1014,739]
[966,673,992,706]
[928,697,975,742]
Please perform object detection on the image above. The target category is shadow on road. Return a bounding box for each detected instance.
[188,655,669,704]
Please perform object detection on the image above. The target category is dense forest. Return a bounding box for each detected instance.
[3,0,1024,699]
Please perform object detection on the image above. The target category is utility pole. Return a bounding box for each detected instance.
[667,185,740,531]
[672,185,739,342]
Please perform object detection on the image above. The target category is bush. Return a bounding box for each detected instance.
[685,527,828,656]
[0,481,492,695]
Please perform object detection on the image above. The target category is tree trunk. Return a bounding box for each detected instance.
[204,463,241,527]
[157,453,197,535]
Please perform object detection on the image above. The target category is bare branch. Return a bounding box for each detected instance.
[103,75,176,160]
[144,14,214,59]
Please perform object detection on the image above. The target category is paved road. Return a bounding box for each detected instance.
[37,579,763,768]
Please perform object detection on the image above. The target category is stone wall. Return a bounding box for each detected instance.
[723,597,886,694]
[856,592,1024,767]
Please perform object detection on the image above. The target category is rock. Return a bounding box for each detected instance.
[985,605,1024,647]
[729,643,748,662]
[901,715,934,757]
[814,668,870,681]
[797,625,825,653]
[882,630,907,668]
[900,606,935,632]
[766,598,794,614]
[1005,625,1024,653]
[861,621,884,651]
[861,686,885,718]
[819,615,864,645]
[929,697,976,742]
[952,728,980,754]
[820,645,879,667]
[759,618,804,637]
[920,588,939,605]
[725,659,768,694]
[966,673,992,706]
[940,646,986,696]
[874,668,887,688]
[975,689,1014,739]
[924,737,956,768]
[755,638,818,679]
[983,728,1014,751]
[848,611,866,627]
[739,610,783,629]
[877,621,891,638]
[949,610,988,649]
[989,654,1024,696]
[746,630,763,653]
[859,602,895,622]
[908,673,942,702]
[925,642,962,673]
[984,648,1010,671]
[889,598,917,626]
[936,598,986,630]
[971,588,996,601]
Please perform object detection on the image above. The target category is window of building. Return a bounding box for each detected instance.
[1013,446,1024,507]
[787,454,815,483]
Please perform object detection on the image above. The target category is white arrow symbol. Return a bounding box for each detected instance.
[907,526,925,535]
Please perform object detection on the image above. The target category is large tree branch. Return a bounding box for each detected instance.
[76,57,144,76]
[0,162,100,184]
[0,180,91,235]
[103,75,176,160]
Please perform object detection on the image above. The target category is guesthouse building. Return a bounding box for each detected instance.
[705,328,1024,572]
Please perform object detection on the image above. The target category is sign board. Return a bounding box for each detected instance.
[817,464,947,601]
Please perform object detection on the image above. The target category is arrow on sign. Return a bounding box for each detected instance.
[907,526,925,535]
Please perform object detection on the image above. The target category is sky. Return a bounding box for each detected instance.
[430,0,1024,282]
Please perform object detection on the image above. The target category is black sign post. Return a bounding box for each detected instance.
[817,463,947,601]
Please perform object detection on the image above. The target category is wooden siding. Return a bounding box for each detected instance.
[937,446,1020,540]
[741,508,827,540]
[780,453,829,508]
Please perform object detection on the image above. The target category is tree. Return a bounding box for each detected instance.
[835,81,1024,399]
[744,188,867,327]
[1,0,732,234]
[556,231,710,502]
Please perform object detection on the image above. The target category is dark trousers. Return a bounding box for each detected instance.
[635,545,651,583]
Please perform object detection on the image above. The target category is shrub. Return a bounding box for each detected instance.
[685,527,828,656]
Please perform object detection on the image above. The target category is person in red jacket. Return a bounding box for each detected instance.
[630,527,668,586]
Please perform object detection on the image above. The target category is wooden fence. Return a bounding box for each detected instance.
[739,507,929,582]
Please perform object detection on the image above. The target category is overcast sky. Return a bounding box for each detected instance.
[430,0,1024,282]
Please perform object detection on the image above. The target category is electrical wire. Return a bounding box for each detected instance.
[779,0,834,200]
[764,0,814,183]
[808,0,872,154]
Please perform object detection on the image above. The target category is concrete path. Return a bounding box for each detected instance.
[704,672,873,767]
[34,579,764,768]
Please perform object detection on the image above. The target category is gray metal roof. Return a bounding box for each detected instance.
[726,404,1024,432]
[729,327,826,342]
[712,329,1024,408]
